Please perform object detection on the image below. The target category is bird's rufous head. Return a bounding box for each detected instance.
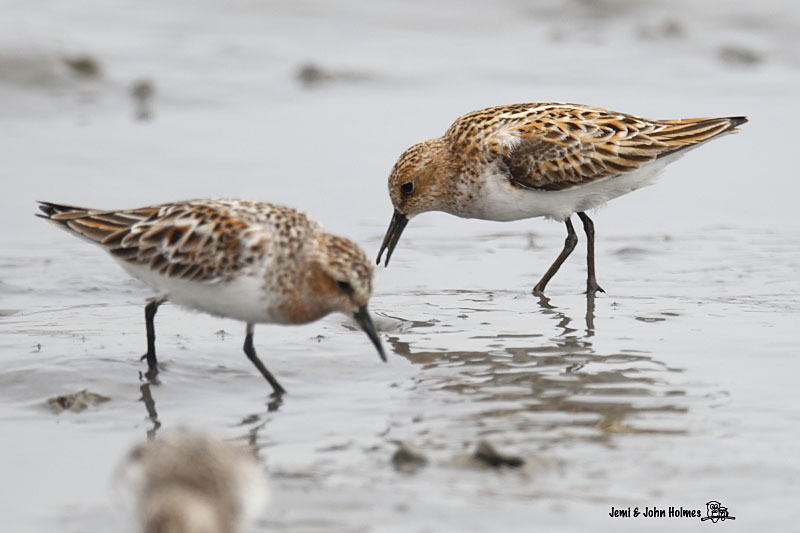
[303,233,386,362]
[377,138,456,266]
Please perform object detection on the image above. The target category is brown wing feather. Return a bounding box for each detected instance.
[445,103,746,191]
[36,201,252,283]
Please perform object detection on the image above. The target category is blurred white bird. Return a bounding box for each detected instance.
[116,431,269,533]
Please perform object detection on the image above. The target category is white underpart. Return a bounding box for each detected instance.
[235,454,271,525]
[469,151,687,222]
[117,261,289,325]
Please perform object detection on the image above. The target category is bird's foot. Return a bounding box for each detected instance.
[267,392,284,412]
[586,281,605,296]
[140,351,158,368]
[141,366,160,383]
[140,351,159,382]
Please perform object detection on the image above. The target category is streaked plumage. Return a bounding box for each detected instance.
[37,199,386,395]
[116,431,268,533]
[377,102,747,294]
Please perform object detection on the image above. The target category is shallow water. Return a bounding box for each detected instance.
[2,228,799,531]
[2,0,800,531]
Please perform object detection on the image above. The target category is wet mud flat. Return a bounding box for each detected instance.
[1,227,798,532]
[1,1,799,529]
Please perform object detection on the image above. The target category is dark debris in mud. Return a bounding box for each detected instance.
[295,62,373,88]
[130,78,155,121]
[718,45,762,66]
[472,441,525,469]
[391,442,428,473]
[62,55,102,78]
[46,389,110,413]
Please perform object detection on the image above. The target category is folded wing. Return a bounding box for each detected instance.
[37,201,253,282]
[446,103,747,191]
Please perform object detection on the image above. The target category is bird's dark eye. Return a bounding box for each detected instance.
[400,182,414,195]
[336,280,352,292]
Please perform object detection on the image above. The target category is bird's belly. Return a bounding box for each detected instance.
[468,158,676,222]
[116,262,287,324]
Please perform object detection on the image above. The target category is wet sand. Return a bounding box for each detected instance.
[2,228,798,531]
[1,0,800,531]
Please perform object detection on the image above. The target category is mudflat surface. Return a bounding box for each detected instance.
[1,1,799,531]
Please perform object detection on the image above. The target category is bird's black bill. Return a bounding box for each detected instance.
[353,305,387,362]
[376,210,409,267]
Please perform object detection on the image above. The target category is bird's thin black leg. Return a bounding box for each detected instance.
[533,218,578,294]
[243,323,286,396]
[140,297,165,375]
[577,212,605,295]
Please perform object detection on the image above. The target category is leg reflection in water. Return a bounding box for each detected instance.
[139,380,161,441]
[386,290,685,446]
